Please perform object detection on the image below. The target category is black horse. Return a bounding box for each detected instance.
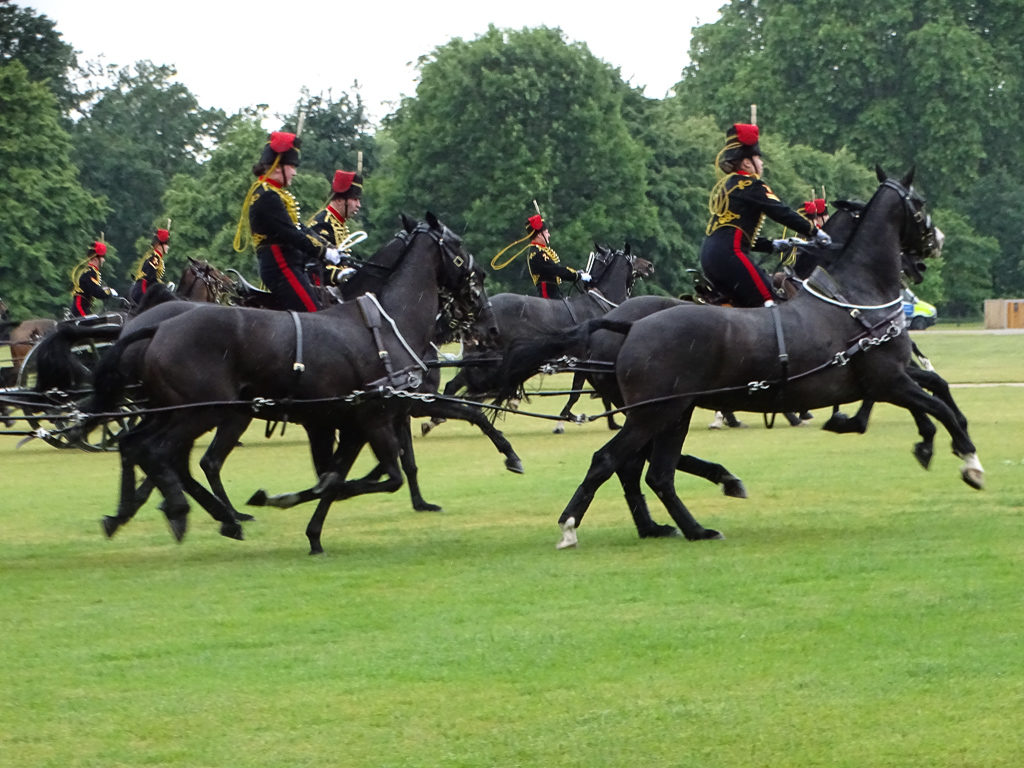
[88,213,492,553]
[100,221,519,533]
[498,169,983,548]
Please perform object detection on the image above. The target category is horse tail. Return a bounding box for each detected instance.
[30,322,120,392]
[86,327,159,415]
[494,316,632,406]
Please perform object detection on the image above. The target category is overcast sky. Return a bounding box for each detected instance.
[29,0,725,124]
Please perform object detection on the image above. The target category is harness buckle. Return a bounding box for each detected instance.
[292,362,305,372]
[833,351,849,367]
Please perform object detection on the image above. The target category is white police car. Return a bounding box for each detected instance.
[902,287,937,330]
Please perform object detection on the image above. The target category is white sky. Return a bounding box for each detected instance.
[28,0,725,124]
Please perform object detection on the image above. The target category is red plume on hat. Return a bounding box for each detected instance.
[814,198,827,215]
[733,123,759,146]
[259,131,302,167]
[332,169,363,198]
[92,241,107,257]
[803,201,817,216]
[269,131,297,153]
[526,214,545,233]
[155,229,170,244]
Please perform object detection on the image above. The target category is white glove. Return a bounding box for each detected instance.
[107,288,119,298]
[814,228,832,246]
[325,248,342,265]
[577,271,592,284]
[771,239,791,251]
[337,267,356,280]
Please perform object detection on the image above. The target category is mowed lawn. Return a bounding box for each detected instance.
[1,331,1022,768]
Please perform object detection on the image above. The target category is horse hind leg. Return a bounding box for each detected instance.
[616,446,679,538]
[643,418,723,541]
[198,413,254,521]
[676,454,748,498]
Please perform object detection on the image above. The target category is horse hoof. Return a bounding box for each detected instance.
[556,517,578,549]
[639,523,681,539]
[246,490,268,507]
[552,424,565,434]
[912,442,933,469]
[234,511,255,522]
[505,456,525,474]
[101,516,121,538]
[414,501,443,512]
[420,422,433,437]
[958,452,985,490]
[687,528,724,541]
[167,516,188,543]
[220,521,245,541]
[721,476,748,499]
[308,540,324,556]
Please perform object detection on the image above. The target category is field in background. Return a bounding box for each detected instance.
[1,332,1022,767]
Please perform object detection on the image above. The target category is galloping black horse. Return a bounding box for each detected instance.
[498,169,983,548]
[88,213,492,553]
[431,244,654,424]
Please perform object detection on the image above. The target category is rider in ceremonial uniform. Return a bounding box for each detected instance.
[525,214,591,299]
[129,228,170,305]
[234,131,328,312]
[699,123,831,308]
[307,169,362,287]
[70,241,118,317]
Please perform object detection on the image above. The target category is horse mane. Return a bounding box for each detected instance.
[340,216,418,301]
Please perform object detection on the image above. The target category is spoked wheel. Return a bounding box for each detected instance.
[17,336,142,451]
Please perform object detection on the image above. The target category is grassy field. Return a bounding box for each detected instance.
[1,331,1022,767]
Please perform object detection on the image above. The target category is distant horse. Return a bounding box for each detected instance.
[497,168,982,548]
[88,213,491,553]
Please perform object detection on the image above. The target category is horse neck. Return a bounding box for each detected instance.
[376,233,442,349]
[830,188,904,301]
[593,255,632,303]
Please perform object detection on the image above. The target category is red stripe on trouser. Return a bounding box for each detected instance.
[540,282,551,298]
[732,229,772,302]
[74,296,87,316]
[271,245,318,312]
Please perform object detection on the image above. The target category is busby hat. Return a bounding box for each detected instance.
[90,241,107,258]
[332,170,363,199]
[154,228,171,244]
[525,214,546,233]
[717,123,761,171]
[259,131,301,167]
[813,198,827,215]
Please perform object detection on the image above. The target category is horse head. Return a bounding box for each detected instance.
[587,243,654,302]
[422,212,494,344]
[875,165,942,284]
[180,257,236,303]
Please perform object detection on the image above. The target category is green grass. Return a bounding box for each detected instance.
[2,332,1023,767]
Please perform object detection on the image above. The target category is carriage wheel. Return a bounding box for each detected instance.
[16,337,142,451]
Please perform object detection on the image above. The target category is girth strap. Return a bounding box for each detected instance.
[356,294,399,385]
[561,297,579,325]
[289,311,305,373]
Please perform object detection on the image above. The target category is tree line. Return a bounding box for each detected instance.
[1,1,1016,320]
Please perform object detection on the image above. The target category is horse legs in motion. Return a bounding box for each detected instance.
[822,366,968,469]
[556,403,725,549]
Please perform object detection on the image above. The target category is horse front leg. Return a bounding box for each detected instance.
[881,375,984,489]
[413,398,524,474]
[248,426,363,509]
[396,414,441,512]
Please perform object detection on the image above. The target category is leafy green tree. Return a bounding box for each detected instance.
[0,2,77,112]
[930,208,998,318]
[675,0,1022,300]
[0,61,107,317]
[71,61,226,272]
[373,25,656,293]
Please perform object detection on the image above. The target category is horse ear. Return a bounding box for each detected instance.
[901,167,915,187]
[875,164,887,183]
[625,242,632,254]
[425,211,440,230]
[399,212,415,231]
